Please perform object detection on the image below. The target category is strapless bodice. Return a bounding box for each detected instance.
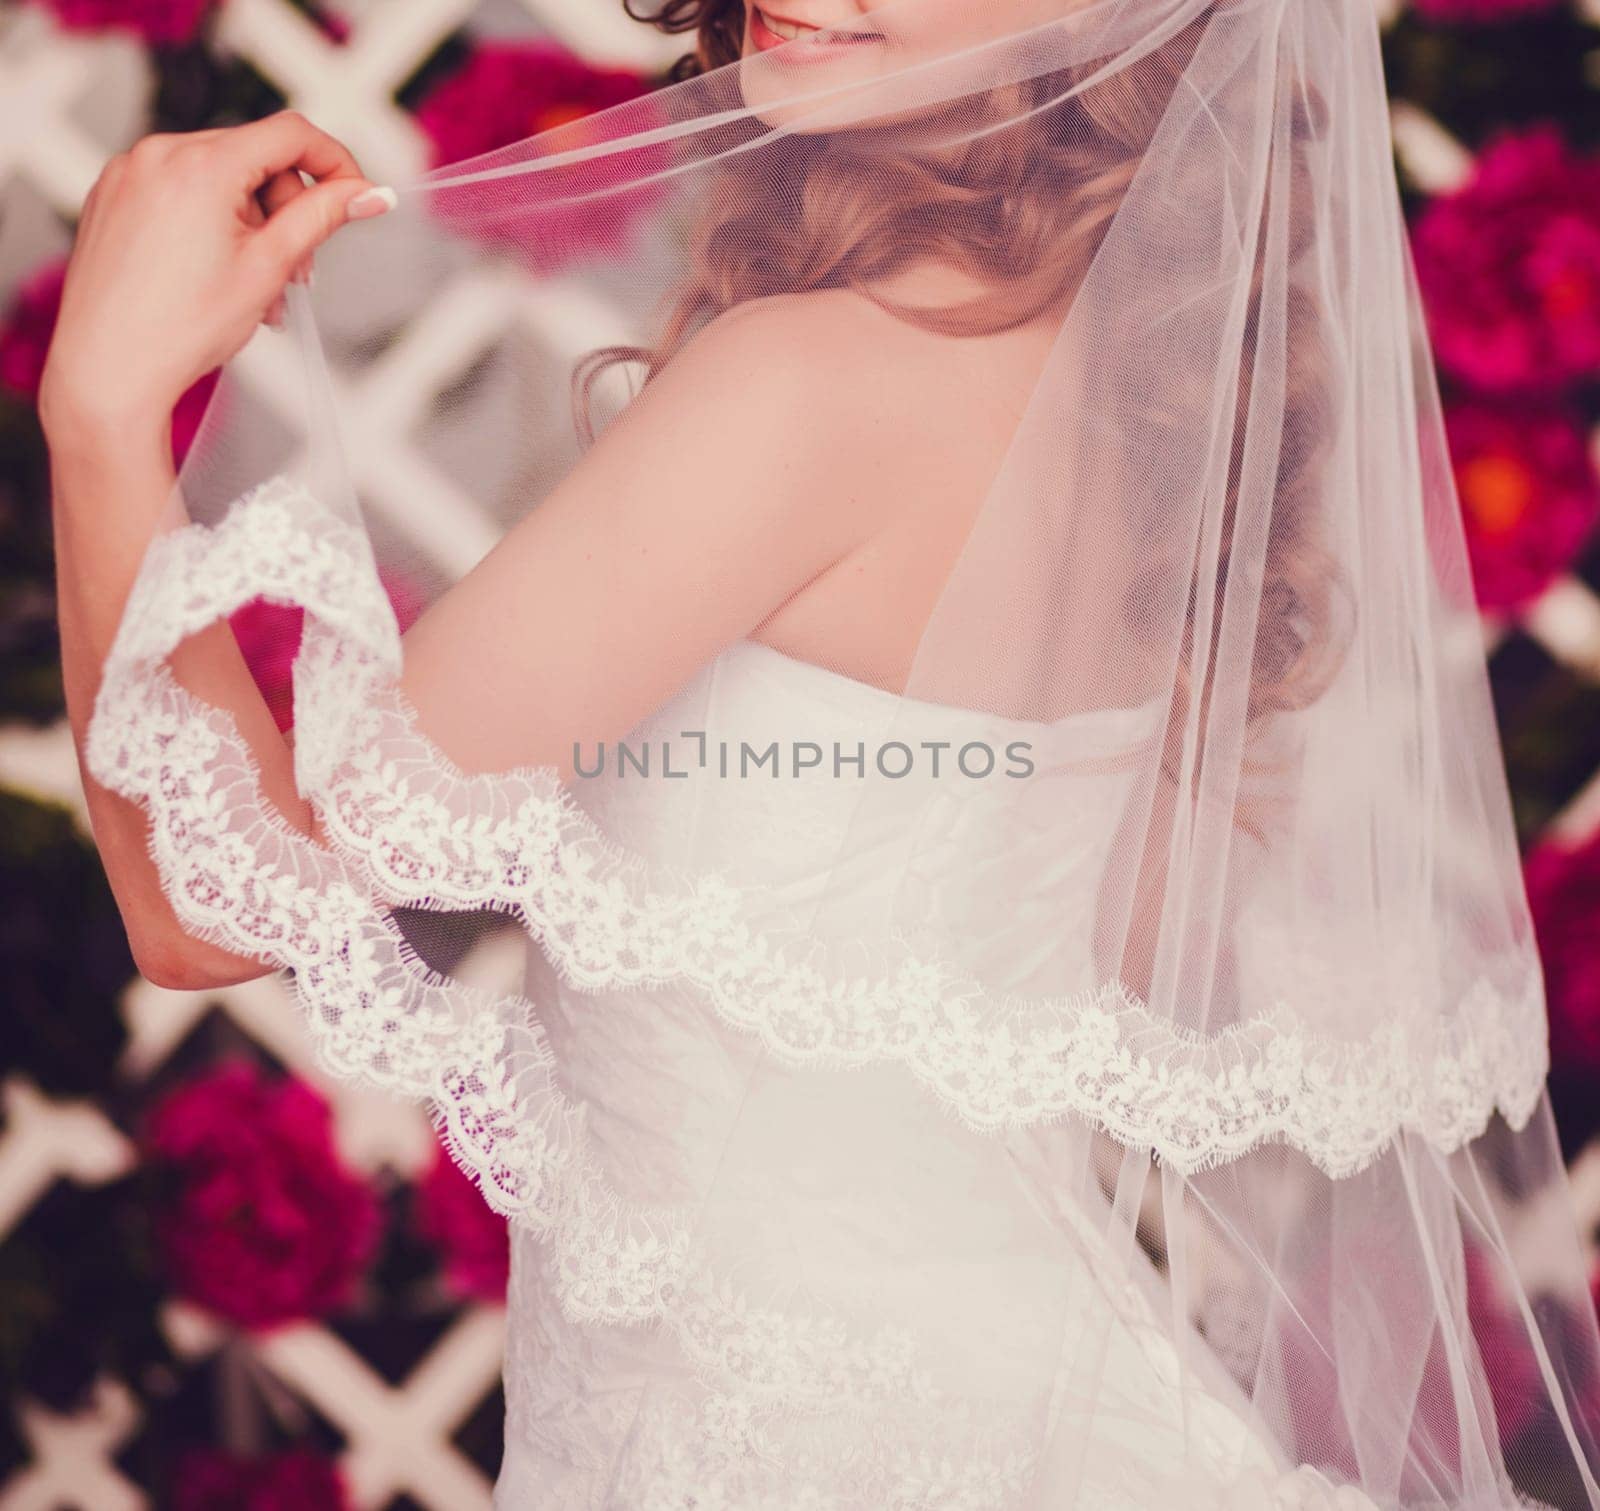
[496,641,1304,1508]
[564,637,1163,994]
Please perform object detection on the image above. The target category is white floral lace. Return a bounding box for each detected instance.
[503,1228,1390,1511]
[88,475,1507,1506]
[301,661,1548,1179]
[91,474,1549,1192]
[606,1391,1040,1511]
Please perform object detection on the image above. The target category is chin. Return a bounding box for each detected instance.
[737,55,901,133]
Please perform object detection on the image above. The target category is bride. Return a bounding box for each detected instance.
[40,0,1600,1504]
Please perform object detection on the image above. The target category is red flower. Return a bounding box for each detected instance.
[29,0,219,45]
[228,566,422,734]
[225,600,303,735]
[1526,829,1600,1076]
[0,256,219,466]
[1444,401,1600,612]
[144,1063,382,1329]
[416,41,653,165]
[1410,0,1558,21]
[1463,1244,1544,1447]
[175,1448,349,1511]
[413,41,662,274]
[1413,127,1600,396]
[0,260,64,400]
[414,1140,509,1304]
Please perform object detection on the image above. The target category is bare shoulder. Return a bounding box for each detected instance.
[661,286,1039,458]
[576,286,951,553]
[686,286,931,369]
[646,289,944,425]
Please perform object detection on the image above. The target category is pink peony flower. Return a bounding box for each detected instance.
[169,371,222,463]
[1444,400,1600,612]
[1410,0,1559,22]
[143,1063,382,1329]
[1525,828,1600,1076]
[1463,1244,1544,1447]
[225,601,302,734]
[0,255,220,465]
[0,260,64,400]
[415,41,653,165]
[229,566,422,733]
[175,1448,349,1511]
[413,41,662,274]
[30,0,219,45]
[1413,127,1600,396]
[413,1140,509,1304]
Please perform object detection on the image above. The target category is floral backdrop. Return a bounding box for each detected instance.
[0,0,1597,1506]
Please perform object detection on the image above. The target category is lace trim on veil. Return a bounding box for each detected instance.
[93,654,1392,1511]
[85,473,1544,1507]
[92,475,1548,1169]
[90,475,1547,1188]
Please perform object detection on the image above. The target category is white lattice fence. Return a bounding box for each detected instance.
[0,1,1596,1507]
[0,3,678,1507]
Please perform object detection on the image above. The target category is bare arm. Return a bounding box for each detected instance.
[44,115,900,993]
[47,405,319,992]
[44,113,388,991]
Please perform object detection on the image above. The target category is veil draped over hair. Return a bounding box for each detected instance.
[85,0,1600,1503]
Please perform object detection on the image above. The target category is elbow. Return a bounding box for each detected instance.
[133,953,215,994]
[129,924,272,992]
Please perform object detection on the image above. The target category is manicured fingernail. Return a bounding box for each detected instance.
[346,185,397,220]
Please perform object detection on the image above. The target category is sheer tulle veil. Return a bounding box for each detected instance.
[85,0,1600,1503]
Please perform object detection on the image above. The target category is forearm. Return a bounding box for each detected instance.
[47,401,312,989]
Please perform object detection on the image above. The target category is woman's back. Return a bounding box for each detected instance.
[724,281,1068,695]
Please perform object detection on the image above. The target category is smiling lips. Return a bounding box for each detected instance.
[748,6,883,53]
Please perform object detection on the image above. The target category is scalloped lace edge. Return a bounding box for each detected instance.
[84,469,1529,1505]
[100,473,1551,1179]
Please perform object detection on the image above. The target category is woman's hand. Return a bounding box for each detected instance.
[39,109,394,444]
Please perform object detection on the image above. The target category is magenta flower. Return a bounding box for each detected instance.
[413,41,663,273]
[225,601,302,734]
[229,565,422,734]
[0,259,64,400]
[1443,401,1600,612]
[1526,829,1600,1077]
[1413,127,1600,395]
[1410,0,1559,22]
[143,1063,382,1329]
[175,1448,349,1511]
[29,0,219,45]
[413,1140,509,1304]
[1464,1244,1544,1447]
[0,255,220,465]
[415,41,653,166]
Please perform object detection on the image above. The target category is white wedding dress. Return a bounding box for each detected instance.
[493,639,1371,1510]
[78,0,1600,1494]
